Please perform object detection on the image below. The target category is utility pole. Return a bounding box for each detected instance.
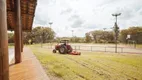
[112,13,121,53]
[49,22,53,28]
[103,28,106,44]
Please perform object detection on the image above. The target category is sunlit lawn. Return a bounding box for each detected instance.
[30,45,142,80]
[137,44,142,48]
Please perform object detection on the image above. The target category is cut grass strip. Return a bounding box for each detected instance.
[30,46,142,80]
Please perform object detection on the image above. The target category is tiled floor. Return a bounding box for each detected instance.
[9,47,50,80]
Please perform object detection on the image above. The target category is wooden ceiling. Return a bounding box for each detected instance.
[7,0,37,31]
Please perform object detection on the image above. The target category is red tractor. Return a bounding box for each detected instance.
[53,40,81,55]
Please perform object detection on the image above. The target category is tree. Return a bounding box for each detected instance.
[85,33,92,43]
[23,32,33,44]
[91,30,103,43]
[23,26,55,44]
[119,29,128,43]
[70,36,84,43]
[90,30,114,43]
[120,27,142,44]
[8,33,14,43]
[42,27,55,43]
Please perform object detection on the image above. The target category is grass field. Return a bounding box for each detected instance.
[137,44,142,48]
[30,45,142,80]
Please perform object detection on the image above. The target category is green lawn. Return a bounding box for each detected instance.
[137,44,142,48]
[30,45,142,80]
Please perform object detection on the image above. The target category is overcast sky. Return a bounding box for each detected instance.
[33,0,142,37]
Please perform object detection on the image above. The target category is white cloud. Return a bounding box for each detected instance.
[33,0,142,37]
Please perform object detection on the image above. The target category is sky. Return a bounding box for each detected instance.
[33,0,142,37]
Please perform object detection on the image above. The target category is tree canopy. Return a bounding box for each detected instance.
[7,26,142,44]
[85,30,114,43]
[23,26,55,44]
[120,27,142,44]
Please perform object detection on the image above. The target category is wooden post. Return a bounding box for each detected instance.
[21,31,23,52]
[121,47,123,53]
[14,0,22,63]
[0,0,9,80]
[105,47,106,52]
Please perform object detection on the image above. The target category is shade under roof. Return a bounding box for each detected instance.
[7,0,37,31]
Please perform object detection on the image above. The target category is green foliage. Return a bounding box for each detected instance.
[86,30,114,43]
[85,33,92,43]
[8,32,14,43]
[85,26,142,44]
[23,26,55,44]
[54,37,85,43]
[119,29,128,43]
[71,36,85,43]
[120,27,142,44]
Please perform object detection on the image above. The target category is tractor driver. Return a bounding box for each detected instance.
[64,41,67,46]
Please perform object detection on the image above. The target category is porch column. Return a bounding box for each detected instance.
[14,0,22,63]
[0,0,9,80]
[21,31,23,52]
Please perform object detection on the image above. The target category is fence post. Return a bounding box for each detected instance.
[121,47,123,53]
[91,46,92,51]
[50,42,52,49]
[105,47,106,52]
[48,43,50,49]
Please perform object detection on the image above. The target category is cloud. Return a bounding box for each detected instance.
[60,8,73,15]
[34,12,49,25]
[68,14,85,28]
[68,14,80,21]
[33,0,142,37]
[140,10,142,15]
[65,26,69,30]
[118,8,134,20]
[71,19,84,28]
[39,0,56,6]
[85,24,100,29]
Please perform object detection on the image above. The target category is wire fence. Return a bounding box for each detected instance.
[44,45,142,54]
[71,45,124,53]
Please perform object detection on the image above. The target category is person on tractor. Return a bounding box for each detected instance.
[52,40,81,55]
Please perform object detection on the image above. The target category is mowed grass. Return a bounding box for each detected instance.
[30,45,142,80]
[137,44,142,48]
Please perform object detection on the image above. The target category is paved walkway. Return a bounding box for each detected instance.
[9,47,50,80]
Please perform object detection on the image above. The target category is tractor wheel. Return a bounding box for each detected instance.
[53,49,56,53]
[59,46,67,54]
